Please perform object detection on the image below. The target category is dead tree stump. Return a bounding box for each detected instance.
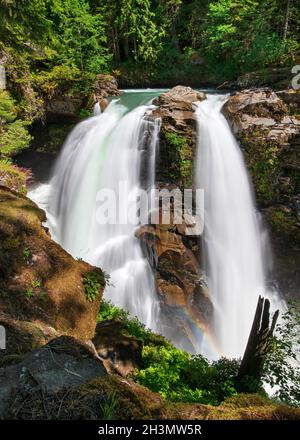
[237,296,279,388]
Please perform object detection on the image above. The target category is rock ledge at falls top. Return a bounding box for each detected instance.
[152,86,206,188]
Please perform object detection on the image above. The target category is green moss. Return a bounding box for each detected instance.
[239,131,280,205]
[267,208,300,244]
[161,130,193,187]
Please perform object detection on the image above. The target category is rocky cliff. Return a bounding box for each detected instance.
[223,89,300,298]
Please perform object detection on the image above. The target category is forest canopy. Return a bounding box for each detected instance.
[0,0,299,84]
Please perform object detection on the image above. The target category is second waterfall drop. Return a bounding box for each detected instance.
[195,94,277,358]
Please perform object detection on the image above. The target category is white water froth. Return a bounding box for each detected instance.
[30,99,161,331]
[195,94,284,359]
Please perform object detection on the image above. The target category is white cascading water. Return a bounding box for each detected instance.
[30,95,161,331]
[29,90,284,360]
[195,94,282,359]
[93,101,101,116]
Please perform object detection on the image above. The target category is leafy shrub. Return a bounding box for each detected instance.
[264,302,300,407]
[98,299,150,341]
[83,271,106,302]
[134,346,239,405]
[0,91,17,123]
[0,120,32,156]
[31,65,88,98]
[0,91,31,158]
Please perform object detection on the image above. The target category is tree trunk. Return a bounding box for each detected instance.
[283,0,291,40]
[237,296,279,387]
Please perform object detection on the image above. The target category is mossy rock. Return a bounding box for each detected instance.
[0,186,105,357]
[5,375,300,420]
[157,129,194,188]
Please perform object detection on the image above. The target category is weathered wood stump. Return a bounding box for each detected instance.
[237,296,279,388]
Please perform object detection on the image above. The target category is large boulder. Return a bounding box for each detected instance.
[92,74,120,111]
[93,320,143,377]
[0,336,107,418]
[0,186,104,358]
[152,86,206,187]
[223,89,289,133]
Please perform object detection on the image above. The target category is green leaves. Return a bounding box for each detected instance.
[134,346,240,405]
[0,91,31,158]
[202,0,299,77]
[83,271,104,302]
[263,302,300,407]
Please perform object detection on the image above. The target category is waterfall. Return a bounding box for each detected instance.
[195,94,282,358]
[30,94,161,332]
[93,102,101,116]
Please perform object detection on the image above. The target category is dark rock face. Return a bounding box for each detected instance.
[93,320,143,377]
[223,89,300,298]
[152,86,206,188]
[236,68,294,90]
[45,95,84,118]
[0,186,104,359]
[44,74,120,118]
[0,336,107,418]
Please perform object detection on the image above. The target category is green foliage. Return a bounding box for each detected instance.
[202,0,299,78]
[0,91,31,158]
[31,65,83,97]
[24,279,45,301]
[264,302,300,407]
[49,0,112,74]
[0,91,17,123]
[23,247,31,261]
[98,300,150,341]
[83,271,105,302]
[25,287,34,300]
[134,346,239,405]
[99,301,239,405]
[0,159,27,193]
[1,0,299,105]
[268,209,299,241]
[0,120,32,157]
